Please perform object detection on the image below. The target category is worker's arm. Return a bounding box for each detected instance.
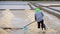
[41,12,44,16]
[35,14,37,21]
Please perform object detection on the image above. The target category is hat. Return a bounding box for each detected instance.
[35,8,40,13]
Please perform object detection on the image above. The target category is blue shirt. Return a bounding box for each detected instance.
[35,11,44,22]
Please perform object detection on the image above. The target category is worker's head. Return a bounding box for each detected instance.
[35,8,40,13]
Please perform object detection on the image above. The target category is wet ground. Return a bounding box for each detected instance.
[48,7,60,11]
[0,10,60,34]
[0,1,60,34]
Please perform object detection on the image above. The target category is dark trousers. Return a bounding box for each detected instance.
[37,20,46,30]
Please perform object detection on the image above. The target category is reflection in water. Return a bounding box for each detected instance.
[38,31,46,34]
[42,31,46,34]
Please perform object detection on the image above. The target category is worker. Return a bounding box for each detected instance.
[34,8,46,31]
